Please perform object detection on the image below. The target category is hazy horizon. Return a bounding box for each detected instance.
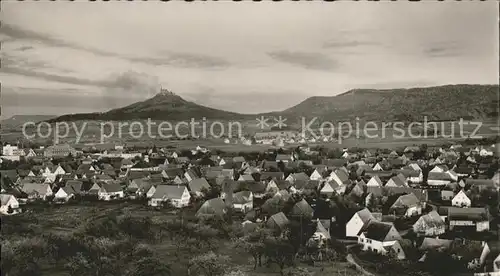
[1,2,498,119]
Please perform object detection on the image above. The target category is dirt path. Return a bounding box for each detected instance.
[345,254,375,276]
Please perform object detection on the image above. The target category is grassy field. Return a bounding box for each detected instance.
[1,118,498,151]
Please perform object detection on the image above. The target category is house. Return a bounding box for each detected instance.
[366,175,383,187]
[407,162,422,172]
[328,169,350,186]
[412,211,446,237]
[389,193,422,217]
[372,162,386,171]
[467,179,498,192]
[357,221,402,255]
[395,169,423,184]
[430,164,449,173]
[349,180,366,198]
[232,190,253,213]
[266,212,289,233]
[452,189,472,208]
[149,185,190,208]
[309,169,324,181]
[441,190,455,201]
[128,178,153,197]
[54,180,82,201]
[346,208,376,237]
[448,207,490,232]
[310,219,331,247]
[286,172,309,184]
[276,154,294,163]
[238,174,255,182]
[419,237,453,252]
[479,241,500,273]
[0,194,20,214]
[196,198,227,218]
[20,183,53,200]
[454,166,473,177]
[44,144,77,158]
[427,172,453,186]
[260,171,284,181]
[385,174,408,188]
[289,199,314,219]
[98,183,124,201]
[188,178,210,196]
[320,180,345,196]
[322,158,347,168]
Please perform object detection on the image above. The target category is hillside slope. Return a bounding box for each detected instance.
[49,90,247,122]
[277,84,499,122]
[48,84,499,123]
[1,115,57,128]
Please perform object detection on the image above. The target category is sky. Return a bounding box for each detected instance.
[1,2,498,119]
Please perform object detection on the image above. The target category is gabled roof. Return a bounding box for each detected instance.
[238,174,255,181]
[391,193,420,208]
[233,190,253,204]
[261,161,278,170]
[393,169,420,178]
[356,208,375,224]
[314,219,331,239]
[361,221,397,241]
[65,180,83,193]
[0,170,18,182]
[322,159,347,167]
[368,175,383,186]
[332,169,349,184]
[100,183,122,193]
[196,198,227,217]
[419,238,453,251]
[276,154,293,161]
[448,207,489,222]
[267,212,289,231]
[465,178,495,187]
[428,172,453,181]
[387,175,406,187]
[0,194,15,206]
[188,178,210,193]
[260,171,284,181]
[290,199,314,218]
[288,172,309,182]
[416,211,445,229]
[20,183,51,196]
[232,156,246,163]
[151,185,186,199]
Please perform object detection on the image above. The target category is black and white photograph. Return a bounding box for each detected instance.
[0,2,499,276]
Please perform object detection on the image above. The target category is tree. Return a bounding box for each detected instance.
[263,237,295,276]
[127,255,171,276]
[236,227,272,269]
[189,251,230,276]
[7,205,14,214]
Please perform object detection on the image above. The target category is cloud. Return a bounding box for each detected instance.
[0,23,123,58]
[323,40,379,49]
[129,51,231,69]
[268,51,340,71]
[423,41,463,58]
[1,23,231,69]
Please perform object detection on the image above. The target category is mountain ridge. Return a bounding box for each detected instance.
[46,84,499,123]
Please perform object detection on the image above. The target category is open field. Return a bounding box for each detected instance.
[1,118,498,151]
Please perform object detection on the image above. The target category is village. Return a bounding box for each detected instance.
[1,133,499,276]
